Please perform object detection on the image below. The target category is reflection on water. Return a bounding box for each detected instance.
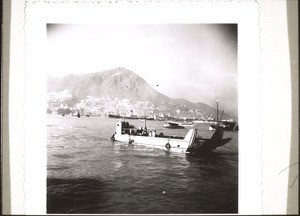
[47,115,238,213]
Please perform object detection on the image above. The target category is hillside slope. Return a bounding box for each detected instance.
[47,67,230,118]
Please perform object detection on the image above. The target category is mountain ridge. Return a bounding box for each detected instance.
[47,67,233,119]
[48,67,170,105]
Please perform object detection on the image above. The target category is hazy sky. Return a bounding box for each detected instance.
[47,24,237,116]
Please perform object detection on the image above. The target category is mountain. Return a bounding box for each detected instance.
[172,98,216,114]
[48,67,170,105]
[47,67,231,119]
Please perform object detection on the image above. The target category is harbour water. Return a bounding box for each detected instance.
[47,115,238,214]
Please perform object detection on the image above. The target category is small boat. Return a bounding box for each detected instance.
[179,122,194,127]
[163,121,185,129]
[209,101,238,131]
[192,119,205,124]
[125,115,144,120]
[111,119,232,154]
[140,117,155,121]
[145,116,154,120]
[209,120,239,131]
[108,113,122,118]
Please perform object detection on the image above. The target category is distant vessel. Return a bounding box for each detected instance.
[71,110,81,118]
[145,116,154,120]
[163,121,185,129]
[209,101,238,131]
[108,114,122,118]
[179,122,194,127]
[209,120,239,131]
[192,119,206,124]
[125,115,143,120]
[111,119,232,154]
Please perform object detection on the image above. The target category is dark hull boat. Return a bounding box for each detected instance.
[108,114,122,118]
[209,101,239,131]
[209,121,239,131]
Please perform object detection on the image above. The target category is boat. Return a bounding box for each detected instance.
[209,120,239,131]
[111,119,232,154]
[125,115,144,120]
[145,116,154,120]
[192,120,206,124]
[209,101,239,131]
[164,121,194,128]
[108,113,122,118]
[179,122,194,127]
[140,116,155,121]
[163,121,185,129]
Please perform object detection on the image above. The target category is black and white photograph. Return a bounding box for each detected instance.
[46,24,238,214]
[3,0,298,215]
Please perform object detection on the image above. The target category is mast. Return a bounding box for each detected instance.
[216,100,219,122]
[220,110,224,122]
[144,112,147,129]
